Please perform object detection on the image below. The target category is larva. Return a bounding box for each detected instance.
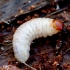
[12,18,63,69]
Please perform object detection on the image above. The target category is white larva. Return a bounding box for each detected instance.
[12,18,63,69]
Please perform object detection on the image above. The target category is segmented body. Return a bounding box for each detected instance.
[13,18,61,63]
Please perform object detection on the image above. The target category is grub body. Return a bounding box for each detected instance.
[13,18,60,63]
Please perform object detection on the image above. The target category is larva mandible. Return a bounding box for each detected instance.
[12,18,63,69]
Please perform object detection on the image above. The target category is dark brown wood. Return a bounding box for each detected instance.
[0,0,52,21]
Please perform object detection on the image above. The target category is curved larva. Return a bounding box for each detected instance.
[13,18,61,63]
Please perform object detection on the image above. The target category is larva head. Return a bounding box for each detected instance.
[52,19,64,31]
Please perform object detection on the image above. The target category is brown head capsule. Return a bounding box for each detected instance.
[52,19,64,31]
